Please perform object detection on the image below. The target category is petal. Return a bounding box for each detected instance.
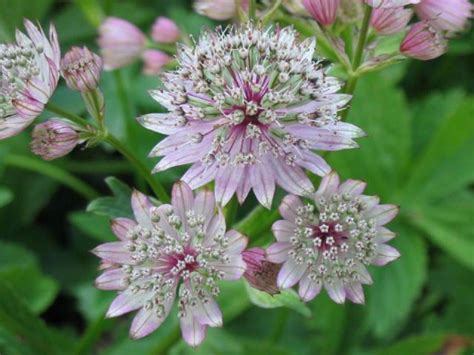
[323,122,366,139]
[316,171,340,198]
[180,313,207,347]
[111,218,136,241]
[250,162,275,209]
[277,259,306,289]
[272,220,297,242]
[299,274,322,302]
[131,190,153,229]
[215,165,243,206]
[355,263,373,285]
[106,289,148,317]
[266,242,292,263]
[366,204,399,225]
[274,159,314,196]
[325,281,346,304]
[137,113,185,134]
[236,166,252,204]
[211,255,246,280]
[192,295,223,327]
[194,189,216,226]
[225,230,248,254]
[92,242,134,264]
[298,151,331,177]
[0,113,35,140]
[182,163,218,189]
[338,179,366,196]
[373,244,400,265]
[95,269,127,290]
[279,194,303,222]
[345,283,365,304]
[376,226,396,243]
[172,181,195,221]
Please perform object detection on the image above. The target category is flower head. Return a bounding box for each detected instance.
[93,182,247,346]
[139,23,364,208]
[194,0,249,20]
[371,7,413,35]
[142,50,171,76]
[61,46,103,92]
[303,0,341,26]
[243,247,280,295]
[30,119,79,160]
[415,0,473,34]
[365,0,420,7]
[267,172,400,304]
[0,20,60,140]
[98,17,146,70]
[400,21,447,60]
[151,17,180,43]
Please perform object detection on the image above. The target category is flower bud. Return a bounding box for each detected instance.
[415,0,473,34]
[400,21,447,60]
[371,7,413,35]
[151,17,180,43]
[303,0,340,26]
[142,50,172,75]
[61,46,103,93]
[31,120,79,160]
[98,17,146,70]
[365,0,420,7]
[194,0,249,21]
[243,248,281,295]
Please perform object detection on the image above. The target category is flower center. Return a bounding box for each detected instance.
[312,222,348,251]
[167,247,199,279]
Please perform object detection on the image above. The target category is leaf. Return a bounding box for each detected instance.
[245,283,312,318]
[0,242,59,314]
[69,211,116,242]
[169,328,243,355]
[0,187,13,208]
[87,177,133,219]
[366,224,427,339]
[373,334,448,355]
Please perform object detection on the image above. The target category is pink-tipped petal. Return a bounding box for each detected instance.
[299,274,322,302]
[131,190,153,229]
[180,314,207,347]
[373,244,400,265]
[366,204,399,225]
[111,218,136,240]
[266,242,292,263]
[345,283,365,304]
[277,259,306,289]
[272,220,297,242]
[95,269,127,290]
[92,242,135,264]
[326,281,346,304]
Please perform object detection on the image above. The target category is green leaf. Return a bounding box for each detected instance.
[373,334,448,355]
[0,187,13,208]
[0,242,59,314]
[69,211,116,242]
[366,224,427,339]
[170,328,243,355]
[245,283,311,318]
[87,177,133,219]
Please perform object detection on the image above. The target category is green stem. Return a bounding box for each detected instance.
[262,0,282,24]
[104,134,169,202]
[74,313,112,355]
[150,327,181,355]
[234,205,280,241]
[45,102,93,128]
[4,154,99,200]
[249,0,257,20]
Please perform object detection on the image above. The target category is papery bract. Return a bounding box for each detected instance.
[267,172,400,304]
[303,0,340,26]
[415,0,473,34]
[0,20,60,140]
[31,119,79,160]
[243,247,280,295]
[371,7,413,35]
[139,23,364,208]
[93,182,247,346]
[400,21,447,60]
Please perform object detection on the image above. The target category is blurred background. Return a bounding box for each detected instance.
[0,0,473,354]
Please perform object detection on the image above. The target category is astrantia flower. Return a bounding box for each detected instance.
[139,24,364,208]
[415,0,473,34]
[365,0,420,7]
[0,20,60,140]
[267,172,400,304]
[31,119,79,160]
[400,21,447,60]
[93,182,247,346]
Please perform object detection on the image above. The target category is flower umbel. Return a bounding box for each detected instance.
[267,172,400,304]
[31,119,79,160]
[0,19,60,140]
[139,23,364,208]
[93,182,247,346]
[61,46,103,93]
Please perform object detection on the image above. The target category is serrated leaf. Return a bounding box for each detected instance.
[245,283,311,318]
[87,177,133,219]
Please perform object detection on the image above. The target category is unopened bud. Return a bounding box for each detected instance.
[31,120,79,160]
[61,46,103,92]
[243,248,281,295]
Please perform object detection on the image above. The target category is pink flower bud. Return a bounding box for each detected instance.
[243,248,281,295]
[365,0,420,7]
[194,0,249,20]
[303,0,340,26]
[61,46,103,93]
[98,17,146,70]
[31,120,79,160]
[142,50,172,75]
[415,0,473,34]
[400,21,447,60]
[371,7,413,35]
[151,17,180,43]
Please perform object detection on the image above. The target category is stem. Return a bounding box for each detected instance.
[4,154,99,200]
[262,0,282,24]
[249,0,257,20]
[74,313,112,355]
[45,102,93,128]
[104,134,169,202]
[150,327,181,355]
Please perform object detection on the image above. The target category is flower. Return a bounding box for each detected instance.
[365,0,420,7]
[371,7,413,35]
[93,182,247,346]
[243,248,280,295]
[61,46,103,92]
[98,17,146,70]
[142,50,172,76]
[400,21,447,60]
[30,119,79,160]
[415,0,473,34]
[194,0,249,20]
[0,19,60,140]
[151,17,180,43]
[139,23,364,208]
[303,0,340,26]
[267,172,400,304]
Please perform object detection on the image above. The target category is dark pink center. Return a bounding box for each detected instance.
[312,223,347,251]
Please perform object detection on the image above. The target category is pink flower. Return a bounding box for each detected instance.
[303,0,340,26]
[93,182,247,346]
[142,49,171,76]
[139,24,363,208]
[267,172,400,304]
[243,248,281,295]
[0,20,60,140]
[61,46,103,92]
[151,17,180,43]
[371,7,413,35]
[98,17,146,70]
[194,0,249,20]
[415,0,473,33]
[365,0,420,7]
[30,120,79,160]
[400,21,447,60]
